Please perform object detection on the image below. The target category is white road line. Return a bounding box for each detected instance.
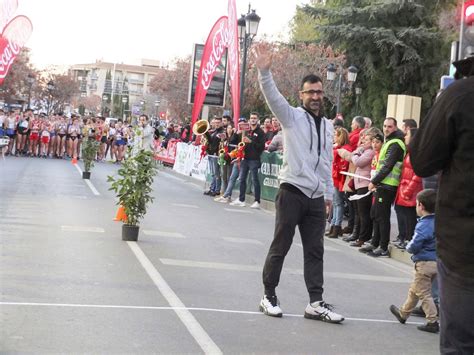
[127,242,222,355]
[143,230,186,238]
[73,164,100,196]
[61,225,105,233]
[0,301,424,325]
[172,203,199,209]
[294,242,339,252]
[224,208,252,214]
[159,258,411,283]
[222,237,263,246]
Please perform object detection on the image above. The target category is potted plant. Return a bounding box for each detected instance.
[108,147,158,241]
[81,136,100,179]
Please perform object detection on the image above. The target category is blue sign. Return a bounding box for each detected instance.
[440,75,455,90]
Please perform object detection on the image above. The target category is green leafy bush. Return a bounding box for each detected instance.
[81,137,100,172]
[108,148,158,226]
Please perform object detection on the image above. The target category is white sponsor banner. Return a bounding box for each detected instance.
[173,142,190,175]
[173,143,208,182]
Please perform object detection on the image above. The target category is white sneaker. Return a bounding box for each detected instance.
[214,196,230,203]
[250,201,260,209]
[229,199,245,207]
[304,301,344,323]
[259,295,283,317]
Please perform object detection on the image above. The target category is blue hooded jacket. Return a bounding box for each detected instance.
[406,214,436,262]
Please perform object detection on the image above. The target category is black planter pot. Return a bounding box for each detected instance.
[122,224,139,241]
[82,171,91,179]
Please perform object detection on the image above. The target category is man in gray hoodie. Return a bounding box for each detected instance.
[256,47,344,323]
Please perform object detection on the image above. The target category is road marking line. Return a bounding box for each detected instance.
[159,258,411,283]
[143,230,186,238]
[0,302,424,325]
[294,242,339,252]
[73,164,100,196]
[222,237,263,245]
[61,225,105,233]
[127,242,222,355]
[172,203,199,209]
[224,208,252,214]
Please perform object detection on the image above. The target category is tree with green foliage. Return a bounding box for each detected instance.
[299,0,457,126]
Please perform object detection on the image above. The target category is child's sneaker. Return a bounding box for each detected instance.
[417,321,439,333]
[304,301,344,323]
[389,305,406,324]
[259,295,283,317]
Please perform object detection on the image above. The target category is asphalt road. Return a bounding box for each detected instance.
[0,156,439,354]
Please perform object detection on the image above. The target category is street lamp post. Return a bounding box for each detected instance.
[355,86,362,115]
[326,64,359,115]
[27,74,35,109]
[47,80,55,115]
[238,6,260,113]
[122,96,128,121]
[102,94,108,116]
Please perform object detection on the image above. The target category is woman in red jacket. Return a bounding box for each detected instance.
[327,127,353,238]
[394,128,423,249]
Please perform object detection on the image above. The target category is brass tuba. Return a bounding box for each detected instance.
[193,119,210,146]
[192,119,210,136]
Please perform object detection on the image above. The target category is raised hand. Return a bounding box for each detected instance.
[254,45,272,71]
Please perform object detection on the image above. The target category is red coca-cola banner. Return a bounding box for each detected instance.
[190,16,228,129]
[227,0,240,127]
[0,11,33,85]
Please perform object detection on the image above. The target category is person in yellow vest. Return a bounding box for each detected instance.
[359,117,406,257]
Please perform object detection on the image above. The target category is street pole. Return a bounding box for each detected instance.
[239,35,248,112]
[336,65,343,114]
[238,6,260,115]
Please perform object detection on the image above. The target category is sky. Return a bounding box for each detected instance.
[15,0,308,69]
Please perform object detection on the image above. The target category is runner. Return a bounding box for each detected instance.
[67,117,81,160]
[114,120,126,163]
[5,111,17,155]
[106,120,117,161]
[28,113,42,157]
[48,114,57,157]
[55,115,68,158]
[40,116,51,158]
[16,111,29,156]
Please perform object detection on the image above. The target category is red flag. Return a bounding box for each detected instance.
[227,0,240,127]
[0,15,33,85]
[190,16,228,129]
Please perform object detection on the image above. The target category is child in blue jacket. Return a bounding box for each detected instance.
[389,189,439,333]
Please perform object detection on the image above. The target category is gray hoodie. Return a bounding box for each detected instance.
[258,69,334,201]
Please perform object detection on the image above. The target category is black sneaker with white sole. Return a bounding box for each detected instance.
[259,295,283,317]
[304,301,344,324]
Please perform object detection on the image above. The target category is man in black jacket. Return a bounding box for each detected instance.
[229,112,265,208]
[204,117,225,196]
[410,57,474,355]
[359,117,406,257]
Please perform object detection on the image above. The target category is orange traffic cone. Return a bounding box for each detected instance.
[71,157,78,164]
[113,205,128,222]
